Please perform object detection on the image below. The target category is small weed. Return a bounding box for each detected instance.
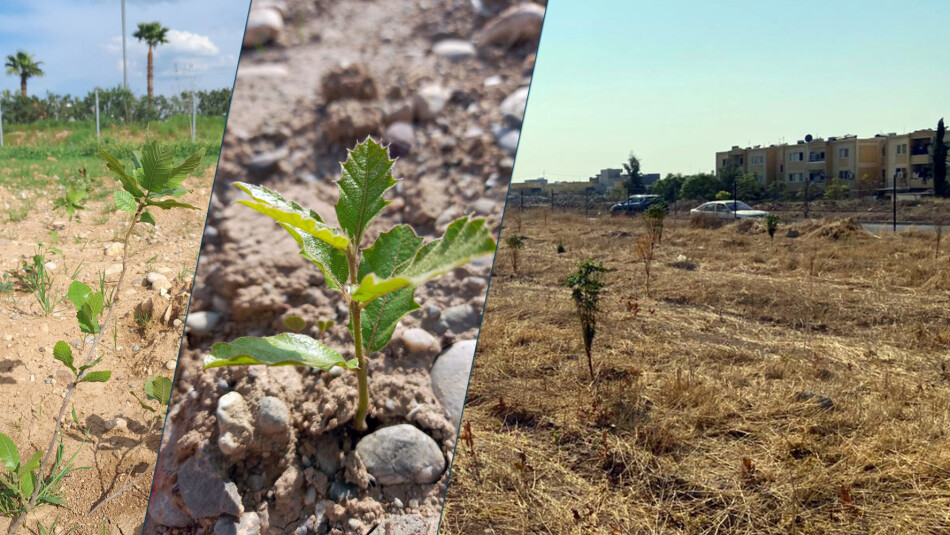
[134,310,152,329]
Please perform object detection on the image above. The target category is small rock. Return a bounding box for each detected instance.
[413,83,452,122]
[104,417,128,432]
[104,242,124,257]
[369,513,437,535]
[217,392,254,457]
[179,452,244,519]
[257,396,290,435]
[323,100,383,146]
[401,328,440,357]
[430,340,477,428]
[248,146,289,171]
[436,304,481,335]
[187,311,221,336]
[355,424,445,485]
[462,276,487,294]
[383,122,414,158]
[494,126,520,155]
[474,3,545,48]
[433,39,476,60]
[786,229,801,238]
[244,8,283,47]
[238,64,290,78]
[43,261,56,271]
[328,481,356,501]
[499,86,529,125]
[794,391,835,410]
[214,512,261,535]
[147,272,172,292]
[104,264,122,277]
[50,220,67,230]
[165,360,177,370]
[470,198,496,216]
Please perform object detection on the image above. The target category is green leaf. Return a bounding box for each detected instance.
[165,148,205,190]
[146,198,199,210]
[294,225,349,291]
[138,139,176,192]
[0,433,19,471]
[21,450,41,474]
[130,390,156,413]
[283,315,306,333]
[100,149,144,198]
[67,281,93,310]
[144,376,172,406]
[351,216,496,303]
[53,341,76,375]
[234,182,349,251]
[139,211,156,225]
[204,333,359,372]
[356,225,423,352]
[78,370,111,383]
[18,466,34,498]
[71,406,79,426]
[77,305,100,334]
[334,137,398,245]
[113,190,137,213]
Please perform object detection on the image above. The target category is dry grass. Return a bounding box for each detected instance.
[441,208,950,535]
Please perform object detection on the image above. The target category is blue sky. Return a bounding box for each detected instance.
[513,0,950,181]
[0,0,249,98]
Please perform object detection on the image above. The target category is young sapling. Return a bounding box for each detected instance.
[643,203,666,245]
[765,214,779,248]
[562,259,609,380]
[203,138,497,431]
[505,235,524,275]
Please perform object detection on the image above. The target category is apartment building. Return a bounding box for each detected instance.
[716,127,948,195]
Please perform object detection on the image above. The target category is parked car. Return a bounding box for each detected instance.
[610,194,666,214]
[690,200,768,220]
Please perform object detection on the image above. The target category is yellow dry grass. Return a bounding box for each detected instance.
[440,209,950,535]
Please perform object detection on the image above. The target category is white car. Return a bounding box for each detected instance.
[690,200,768,220]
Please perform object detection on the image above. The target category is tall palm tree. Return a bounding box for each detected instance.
[5,51,44,96]
[133,22,169,100]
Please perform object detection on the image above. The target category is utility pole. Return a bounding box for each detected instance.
[122,0,128,89]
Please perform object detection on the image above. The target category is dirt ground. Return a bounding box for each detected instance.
[0,164,214,534]
[143,0,541,534]
[441,208,950,534]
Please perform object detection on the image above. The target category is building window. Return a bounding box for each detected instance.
[837,170,854,179]
[788,172,804,183]
[895,167,907,179]
[838,148,849,158]
[897,144,908,155]
[789,152,803,162]
[809,151,825,162]
[809,170,824,182]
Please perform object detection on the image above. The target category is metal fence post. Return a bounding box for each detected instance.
[191,95,197,142]
[95,89,100,140]
[0,97,4,148]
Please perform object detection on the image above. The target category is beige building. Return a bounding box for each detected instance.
[716,128,949,196]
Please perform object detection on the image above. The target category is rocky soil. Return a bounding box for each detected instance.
[143,0,543,534]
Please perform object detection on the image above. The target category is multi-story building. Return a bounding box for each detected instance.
[716,128,949,196]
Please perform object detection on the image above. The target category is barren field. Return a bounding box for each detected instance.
[142,0,542,534]
[441,208,950,534]
[0,126,219,534]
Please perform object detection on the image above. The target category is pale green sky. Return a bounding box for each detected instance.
[512,0,950,182]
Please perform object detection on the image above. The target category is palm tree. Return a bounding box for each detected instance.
[5,51,44,96]
[133,22,169,100]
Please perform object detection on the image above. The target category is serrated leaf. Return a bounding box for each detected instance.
[67,281,93,310]
[294,225,349,291]
[0,433,19,471]
[66,187,87,204]
[114,190,136,213]
[165,148,205,190]
[352,216,496,303]
[53,341,76,375]
[147,198,199,210]
[234,182,349,251]
[100,149,144,197]
[140,211,156,225]
[144,376,172,406]
[18,467,34,498]
[283,315,306,333]
[139,139,176,192]
[334,138,398,245]
[356,225,423,352]
[204,333,359,372]
[78,370,111,383]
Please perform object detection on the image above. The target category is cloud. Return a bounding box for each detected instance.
[165,29,219,56]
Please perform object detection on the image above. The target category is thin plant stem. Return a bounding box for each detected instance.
[347,246,369,432]
[7,206,142,535]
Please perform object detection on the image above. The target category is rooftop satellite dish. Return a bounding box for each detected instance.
[805,134,813,142]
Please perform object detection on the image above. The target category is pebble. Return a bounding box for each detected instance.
[257,396,291,435]
[795,391,835,410]
[368,514,437,535]
[104,264,123,277]
[474,3,545,48]
[401,328,440,356]
[248,146,289,171]
[104,242,124,257]
[355,424,445,485]
[383,122,414,158]
[413,83,452,122]
[239,64,289,78]
[470,198,496,216]
[187,311,221,336]
[500,86,529,125]
[433,39,476,60]
[431,340,477,428]
[217,391,254,457]
[178,452,244,519]
[38,346,45,353]
[494,126,520,155]
[214,512,261,535]
[328,481,356,501]
[147,272,172,291]
[104,417,128,432]
[435,304,481,335]
[244,8,283,47]
[165,360,177,370]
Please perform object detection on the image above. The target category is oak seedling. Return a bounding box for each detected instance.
[203,138,497,431]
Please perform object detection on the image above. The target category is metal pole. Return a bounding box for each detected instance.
[191,95,196,142]
[95,89,100,140]
[121,0,128,89]
[892,172,897,232]
[0,98,4,148]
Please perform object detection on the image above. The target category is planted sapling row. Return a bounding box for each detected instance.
[204,137,497,431]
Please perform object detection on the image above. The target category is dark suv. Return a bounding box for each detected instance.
[610,194,665,214]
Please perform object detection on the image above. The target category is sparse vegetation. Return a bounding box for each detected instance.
[506,235,524,274]
[561,258,608,380]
